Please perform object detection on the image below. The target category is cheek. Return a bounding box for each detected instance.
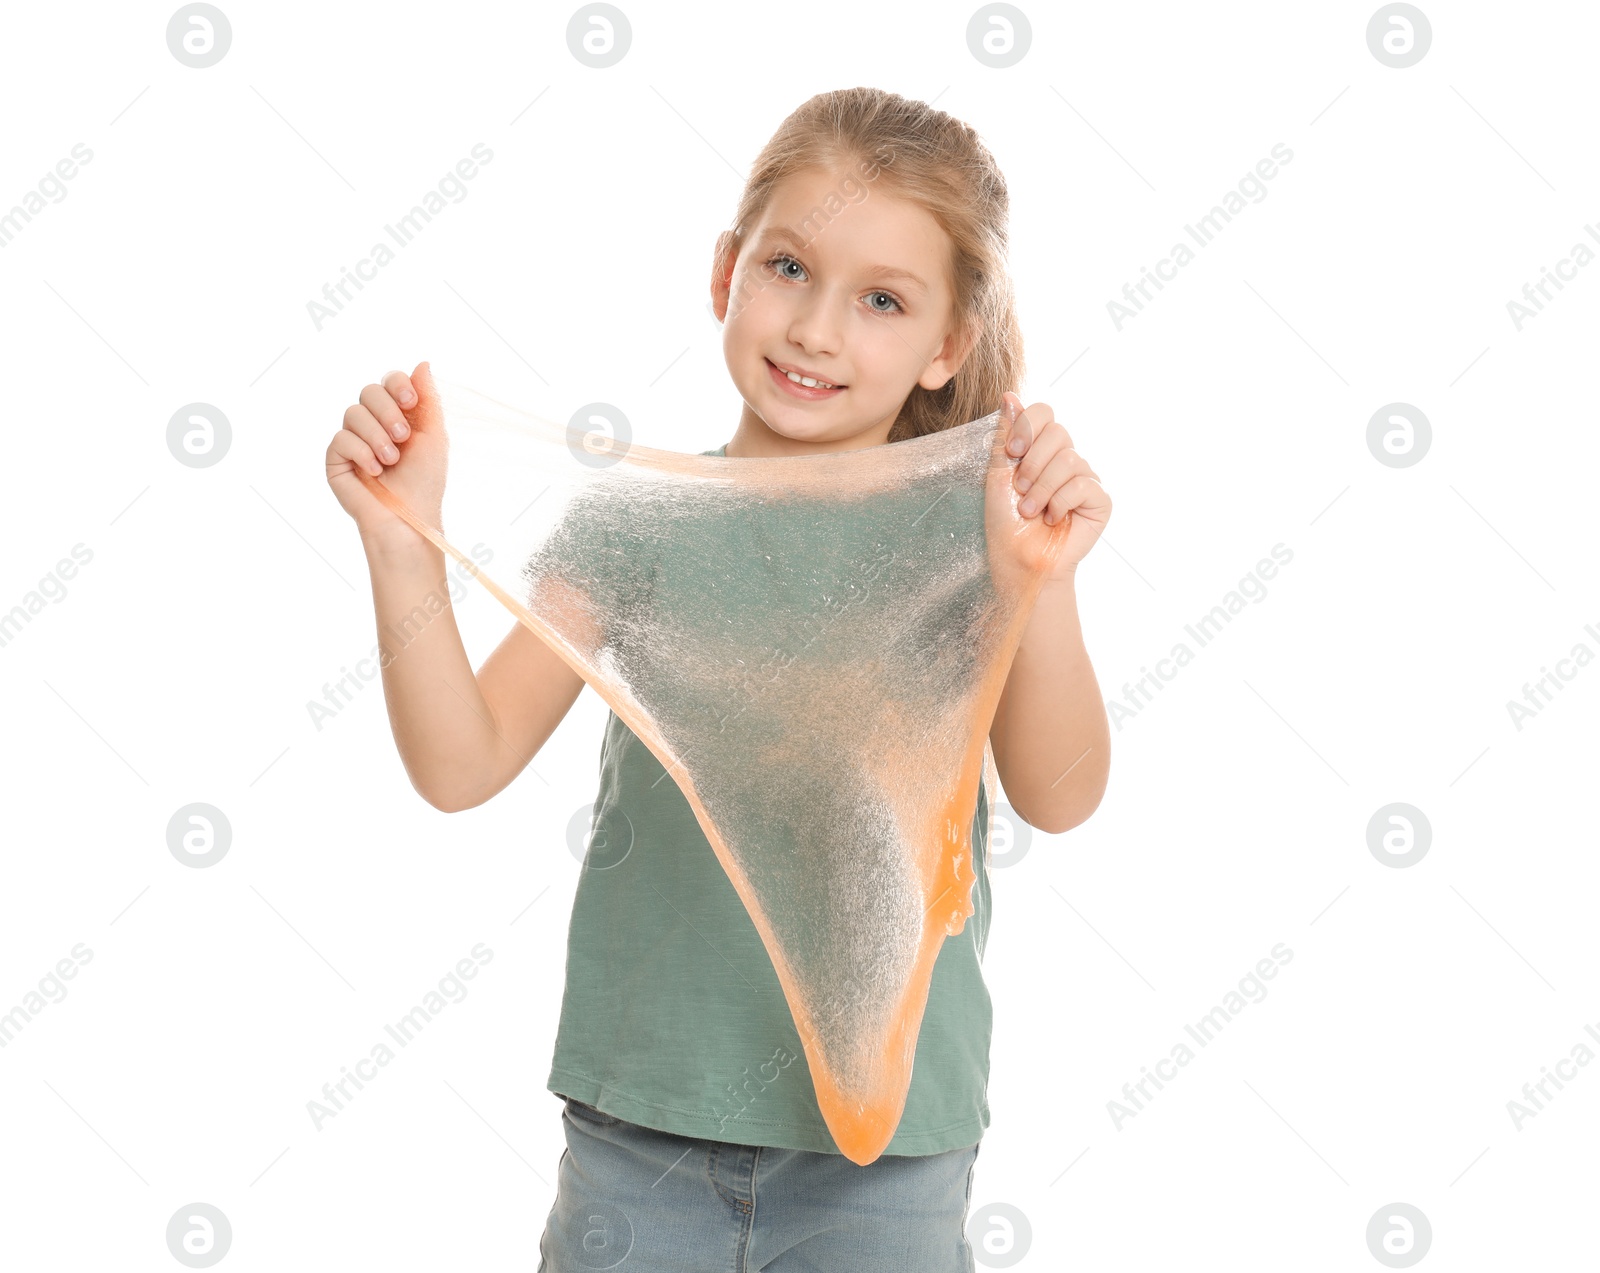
[855,318,926,374]
[726,279,785,334]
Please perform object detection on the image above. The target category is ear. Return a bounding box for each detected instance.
[918,320,982,392]
[710,230,738,323]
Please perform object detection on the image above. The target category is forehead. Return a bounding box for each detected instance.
[750,166,949,292]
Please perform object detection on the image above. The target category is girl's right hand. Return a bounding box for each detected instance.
[326,360,448,547]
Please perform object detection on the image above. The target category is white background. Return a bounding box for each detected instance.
[1,0,1595,1268]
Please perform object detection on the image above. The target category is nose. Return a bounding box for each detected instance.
[785,286,845,357]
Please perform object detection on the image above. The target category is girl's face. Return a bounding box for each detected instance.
[713,166,973,456]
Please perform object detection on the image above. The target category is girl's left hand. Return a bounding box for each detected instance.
[998,391,1110,581]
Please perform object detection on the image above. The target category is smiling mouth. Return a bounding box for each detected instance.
[766,358,846,395]
[764,359,844,390]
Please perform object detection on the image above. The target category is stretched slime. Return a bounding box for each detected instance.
[359,365,1068,1164]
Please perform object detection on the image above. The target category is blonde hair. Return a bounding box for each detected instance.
[717,87,1023,443]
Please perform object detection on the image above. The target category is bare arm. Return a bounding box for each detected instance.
[331,362,591,812]
[361,526,585,812]
[989,574,1110,834]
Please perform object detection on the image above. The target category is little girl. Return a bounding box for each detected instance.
[326,86,1111,1272]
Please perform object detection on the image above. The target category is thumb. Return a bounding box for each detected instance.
[405,360,443,434]
[1003,391,1030,457]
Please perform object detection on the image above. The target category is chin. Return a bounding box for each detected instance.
[760,416,831,444]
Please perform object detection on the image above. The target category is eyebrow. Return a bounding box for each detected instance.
[758,226,929,292]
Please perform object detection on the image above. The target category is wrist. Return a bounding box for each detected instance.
[360,521,443,568]
[1041,564,1080,594]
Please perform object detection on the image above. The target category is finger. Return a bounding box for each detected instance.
[1015,400,1055,447]
[331,426,386,478]
[1041,474,1105,526]
[1012,424,1078,494]
[1019,445,1098,495]
[1003,392,1032,457]
[1008,399,1060,464]
[1011,432,1059,493]
[1018,450,1088,517]
[383,369,417,411]
[343,402,401,469]
[405,360,443,436]
[1024,402,1071,453]
[360,382,410,443]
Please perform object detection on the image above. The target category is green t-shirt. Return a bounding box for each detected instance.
[544,443,995,1156]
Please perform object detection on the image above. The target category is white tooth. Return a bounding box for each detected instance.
[786,369,834,388]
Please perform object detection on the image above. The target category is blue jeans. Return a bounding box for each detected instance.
[538,1097,981,1272]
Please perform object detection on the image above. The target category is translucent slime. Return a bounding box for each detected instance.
[359,365,1069,1164]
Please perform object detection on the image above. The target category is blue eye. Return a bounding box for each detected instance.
[766,253,806,281]
[765,253,806,282]
[762,254,905,314]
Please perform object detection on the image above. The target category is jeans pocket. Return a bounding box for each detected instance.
[564,1096,624,1128]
